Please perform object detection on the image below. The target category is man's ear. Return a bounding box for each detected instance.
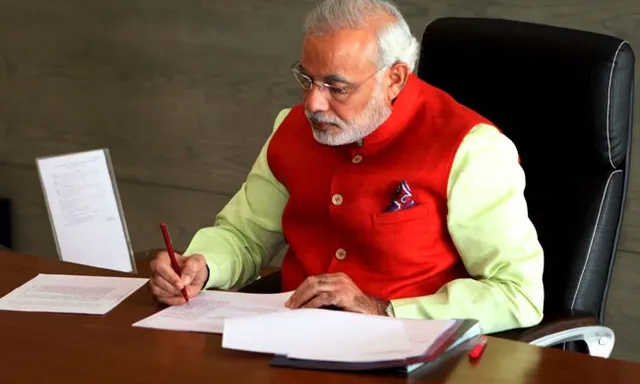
[386,62,410,102]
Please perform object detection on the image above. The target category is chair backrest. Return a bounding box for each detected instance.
[417,17,635,323]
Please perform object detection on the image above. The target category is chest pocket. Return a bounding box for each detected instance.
[362,195,453,271]
[372,203,430,226]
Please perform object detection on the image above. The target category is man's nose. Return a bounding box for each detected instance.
[304,85,330,113]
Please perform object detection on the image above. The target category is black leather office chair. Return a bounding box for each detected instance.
[240,18,635,359]
[415,17,635,358]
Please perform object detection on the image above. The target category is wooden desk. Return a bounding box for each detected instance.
[1,250,639,383]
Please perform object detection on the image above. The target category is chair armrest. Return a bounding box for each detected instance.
[490,310,615,358]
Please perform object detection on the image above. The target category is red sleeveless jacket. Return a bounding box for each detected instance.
[267,74,495,300]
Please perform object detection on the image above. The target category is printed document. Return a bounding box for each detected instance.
[36,149,136,273]
[0,273,148,315]
[132,290,294,334]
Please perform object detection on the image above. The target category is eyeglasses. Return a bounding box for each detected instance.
[291,61,386,102]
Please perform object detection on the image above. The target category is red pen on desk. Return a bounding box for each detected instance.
[468,335,488,360]
[160,222,189,305]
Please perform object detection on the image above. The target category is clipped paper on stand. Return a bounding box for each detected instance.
[36,149,136,273]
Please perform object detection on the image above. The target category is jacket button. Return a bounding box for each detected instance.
[331,194,343,205]
[335,248,347,260]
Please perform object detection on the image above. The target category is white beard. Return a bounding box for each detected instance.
[305,79,392,146]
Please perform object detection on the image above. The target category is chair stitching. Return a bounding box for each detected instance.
[570,170,621,309]
[606,41,628,169]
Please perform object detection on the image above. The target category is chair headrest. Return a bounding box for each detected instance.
[417,17,635,170]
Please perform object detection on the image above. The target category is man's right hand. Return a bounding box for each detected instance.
[149,251,209,305]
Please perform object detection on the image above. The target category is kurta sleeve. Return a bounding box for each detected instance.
[184,109,291,290]
[390,124,545,334]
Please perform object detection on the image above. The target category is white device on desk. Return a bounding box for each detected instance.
[36,148,136,273]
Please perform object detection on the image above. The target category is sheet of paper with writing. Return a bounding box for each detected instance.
[36,149,136,273]
[222,308,416,358]
[0,274,148,315]
[132,290,294,334]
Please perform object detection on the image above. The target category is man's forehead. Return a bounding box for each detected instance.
[300,30,377,78]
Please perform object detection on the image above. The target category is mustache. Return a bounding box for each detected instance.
[305,111,343,127]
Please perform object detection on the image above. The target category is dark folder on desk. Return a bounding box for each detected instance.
[269,318,481,374]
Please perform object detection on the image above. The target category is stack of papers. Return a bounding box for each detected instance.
[222,308,460,362]
[133,290,481,372]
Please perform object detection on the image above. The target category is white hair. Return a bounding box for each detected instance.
[303,0,420,72]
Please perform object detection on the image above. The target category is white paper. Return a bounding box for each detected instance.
[0,273,148,315]
[222,308,416,360]
[132,290,294,334]
[290,318,458,363]
[36,149,135,273]
[221,308,462,363]
[401,318,459,354]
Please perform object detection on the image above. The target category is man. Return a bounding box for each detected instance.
[149,0,544,334]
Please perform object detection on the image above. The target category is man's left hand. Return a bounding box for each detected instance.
[285,272,390,316]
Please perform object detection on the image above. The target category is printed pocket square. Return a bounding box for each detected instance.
[385,180,416,212]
